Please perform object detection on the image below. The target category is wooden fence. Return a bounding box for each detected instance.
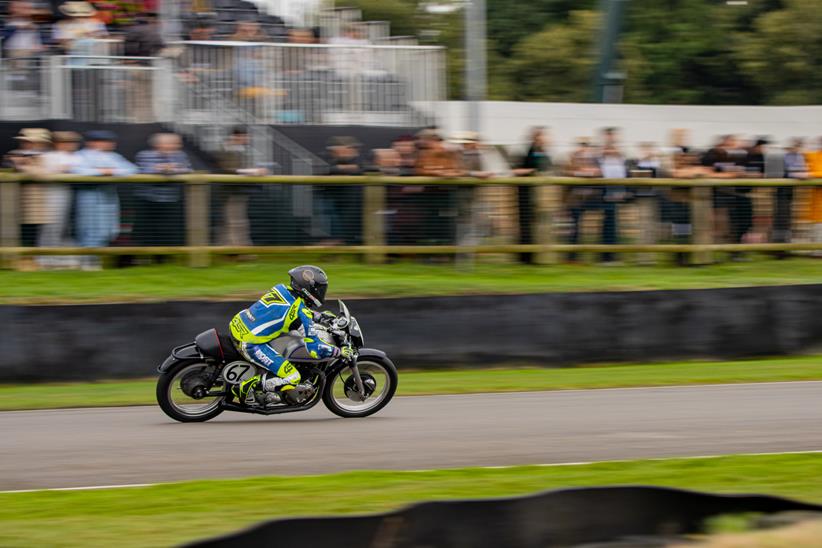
[1,173,821,267]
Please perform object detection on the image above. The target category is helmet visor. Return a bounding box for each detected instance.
[313,281,328,306]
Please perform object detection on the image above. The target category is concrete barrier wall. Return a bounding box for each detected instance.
[2,284,821,381]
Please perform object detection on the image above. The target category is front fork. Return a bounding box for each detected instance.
[347,357,367,402]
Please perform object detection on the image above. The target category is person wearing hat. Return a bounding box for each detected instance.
[2,128,51,268]
[53,1,107,57]
[71,130,137,270]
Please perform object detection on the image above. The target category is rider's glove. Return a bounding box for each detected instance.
[339,346,356,362]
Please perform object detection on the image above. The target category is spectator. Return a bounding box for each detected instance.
[188,15,217,41]
[634,142,661,177]
[1,0,47,59]
[72,130,138,270]
[38,131,84,269]
[513,126,550,264]
[565,142,625,265]
[133,133,192,251]
[230,20,267,42]
[702,135,743,246]
[450,131,492,257]
[318,136,364,245]
[176,16,220,88]
[414,130,463,246]
[804,137,822,255]
[392,135,419,176]
[565,138,600,178]
[385,135,423,246]
[3,128,51,270]
[772,138,807,257]
[53,1,107,56]
[416,132,463,177]
[123,12,165,57]
[373,148,401,176]
[215,127,264,248]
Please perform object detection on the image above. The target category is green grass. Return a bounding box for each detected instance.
[1,257,821,304]
[2,355,821,411]
[2,453,822,547]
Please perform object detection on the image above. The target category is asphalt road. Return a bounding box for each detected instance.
[3,381,822,491]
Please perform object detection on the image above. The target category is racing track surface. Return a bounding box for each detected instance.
[3,382,822,490]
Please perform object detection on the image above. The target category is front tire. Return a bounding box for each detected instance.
[156,361,225,423]
[322,357,398,418]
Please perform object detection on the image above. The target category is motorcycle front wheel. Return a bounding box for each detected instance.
[156,361,225,423]
[322,357,398,418]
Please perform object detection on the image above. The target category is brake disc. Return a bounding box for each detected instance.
[344,373,377,400]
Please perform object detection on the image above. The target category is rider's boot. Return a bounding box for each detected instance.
[231,374,261,405]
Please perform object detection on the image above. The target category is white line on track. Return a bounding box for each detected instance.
[3,449,822,495]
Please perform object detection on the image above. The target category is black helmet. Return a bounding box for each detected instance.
[288,265,328,308]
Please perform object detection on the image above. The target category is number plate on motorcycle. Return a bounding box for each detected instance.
[222,362,256,384]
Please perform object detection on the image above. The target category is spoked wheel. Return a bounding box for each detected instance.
[156,362,225,422]
[322,358,398,418]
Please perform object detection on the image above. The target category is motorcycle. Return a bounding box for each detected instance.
[156,301,397,422]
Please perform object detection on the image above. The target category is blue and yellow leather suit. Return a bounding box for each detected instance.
[229,283,338,386]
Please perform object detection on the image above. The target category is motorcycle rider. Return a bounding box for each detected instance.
[228,265,352,403]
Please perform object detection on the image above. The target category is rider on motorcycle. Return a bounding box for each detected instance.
[228,265,353,403]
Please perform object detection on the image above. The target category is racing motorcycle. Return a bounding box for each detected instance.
[156,301,397,422]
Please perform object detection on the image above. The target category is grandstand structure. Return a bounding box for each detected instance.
[0,2,446,173]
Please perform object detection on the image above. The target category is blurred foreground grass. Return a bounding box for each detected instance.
[1,355,821,411]
[2,453,821,547]
[1,257,821,304]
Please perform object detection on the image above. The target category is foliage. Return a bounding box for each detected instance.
[502,10,601,102]
[732,0,822,105]
[342,0,815,104]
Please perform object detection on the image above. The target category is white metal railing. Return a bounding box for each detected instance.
[170,41,445,126]
[0,41,445,126]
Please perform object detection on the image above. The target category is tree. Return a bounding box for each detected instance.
[733,0,822,104]
[502,10,600,102]
[620,0,759,104]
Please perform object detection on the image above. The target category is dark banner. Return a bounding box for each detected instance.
[2,284,821,381]
[187,485,822,548]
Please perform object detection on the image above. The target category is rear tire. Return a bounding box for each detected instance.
[322,358,397,418]
[156,361,225,423]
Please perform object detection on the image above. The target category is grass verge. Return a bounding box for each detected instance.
[1,355,821,411]
[2,453,822,547]
[1,257,821,304]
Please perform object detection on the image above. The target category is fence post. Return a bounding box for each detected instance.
[691,185,713,265]
[636,195,658,265]
[363,183,386,264]
[186,178,210,267]
[534,183,560,265]
[0,179,21,268]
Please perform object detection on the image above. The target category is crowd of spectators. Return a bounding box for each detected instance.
[3,124,822,270]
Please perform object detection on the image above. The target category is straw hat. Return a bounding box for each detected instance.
[15,128,52,143]
[59,1,97,17]
[449,131,480,145]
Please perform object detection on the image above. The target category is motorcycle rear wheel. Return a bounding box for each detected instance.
[157,361,225,423]
[322,358,397,418]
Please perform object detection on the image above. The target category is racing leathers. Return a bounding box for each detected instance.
[229,283,338,396]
